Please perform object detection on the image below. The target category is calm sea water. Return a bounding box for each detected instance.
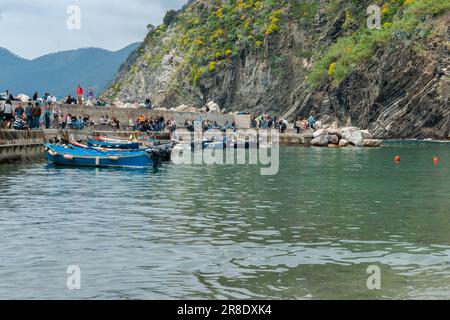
[0,144,449,299]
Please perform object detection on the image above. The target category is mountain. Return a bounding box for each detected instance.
[103,0,450,139]
[0,48,27,65]
[0,43,140,98]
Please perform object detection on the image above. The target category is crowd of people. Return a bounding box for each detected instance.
[2,88,320,133]
[184,119,235,132]
[251,114,289,133]
[0,101,50,130]
[294,115,317,133]
[0,85,107,107]
[129,115,176,132]
[251,114,317,134]
[126,116,237,134]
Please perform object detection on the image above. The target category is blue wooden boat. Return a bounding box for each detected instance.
[45,144,158,168]
[87,139,141,150]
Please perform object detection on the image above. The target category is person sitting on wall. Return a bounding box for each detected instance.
[13,116,26,130]
[222,121,234,132]
[6,90,19,101]
[65,95,73,104]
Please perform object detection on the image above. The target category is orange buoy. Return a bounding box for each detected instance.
[433,156,440,165]
[394,155,401,162]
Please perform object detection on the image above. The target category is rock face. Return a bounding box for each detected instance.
[103,0,450,139]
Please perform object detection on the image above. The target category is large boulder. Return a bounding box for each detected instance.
[313,129,325,138]
[203,101,221,114]
[341,127,366,147]
[363,139,383,147]
[339,139,350,147]
[327,128,342,138]
[361,130,372,140]
[311,135,329,147]
[327,134,339,145]
[174,104,198,112]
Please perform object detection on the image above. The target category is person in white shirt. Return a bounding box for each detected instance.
[3,99,14,128]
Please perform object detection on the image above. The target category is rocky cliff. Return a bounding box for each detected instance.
[103,0,450,139]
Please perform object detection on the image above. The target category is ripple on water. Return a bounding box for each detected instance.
[0,145,449,299]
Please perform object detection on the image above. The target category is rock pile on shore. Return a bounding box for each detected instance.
[311,126,382,148]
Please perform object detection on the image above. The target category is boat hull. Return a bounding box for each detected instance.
[46,144,155,168]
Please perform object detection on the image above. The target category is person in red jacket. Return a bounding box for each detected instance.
[76,85,84,105]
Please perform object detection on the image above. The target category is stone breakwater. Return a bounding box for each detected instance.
[311,127,383,148]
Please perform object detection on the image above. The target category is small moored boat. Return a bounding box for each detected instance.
[45,144,159,168]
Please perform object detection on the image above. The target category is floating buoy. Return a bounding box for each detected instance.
[433,156,440,165]
[394,155,401,162]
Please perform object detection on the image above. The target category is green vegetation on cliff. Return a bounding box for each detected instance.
[150,0,289,83]
[307,0,450,86]
[106,0,448,112]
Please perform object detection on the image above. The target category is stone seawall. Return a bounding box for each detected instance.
[0,130,46,164]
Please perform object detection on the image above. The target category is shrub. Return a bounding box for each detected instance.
[163,10,178,26]
[328,62,336,77]
[209,61,217,72]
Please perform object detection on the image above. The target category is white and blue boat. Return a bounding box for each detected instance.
[87,139,141,150]
[45,144,159,168]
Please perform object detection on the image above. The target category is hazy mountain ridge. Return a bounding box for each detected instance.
[0,43,140,98]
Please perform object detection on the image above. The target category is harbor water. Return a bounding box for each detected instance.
[0,143,449,299]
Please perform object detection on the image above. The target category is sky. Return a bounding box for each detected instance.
[0,0,187,59]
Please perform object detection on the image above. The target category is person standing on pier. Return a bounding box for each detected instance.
[14,103,25,119]
[76,85,84,105]
[44,107,52,129]
[3,99,14,129]
[31,102,41,129]
[308,115,316,130]
[25,102,33,128]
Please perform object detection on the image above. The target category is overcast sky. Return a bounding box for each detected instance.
[0,0,186,59]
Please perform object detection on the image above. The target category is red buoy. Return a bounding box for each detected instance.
[433,156,440,165]
[394,155,401,162]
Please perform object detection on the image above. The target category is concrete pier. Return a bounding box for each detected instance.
[0,125,313,164]
[0,130,46,164]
